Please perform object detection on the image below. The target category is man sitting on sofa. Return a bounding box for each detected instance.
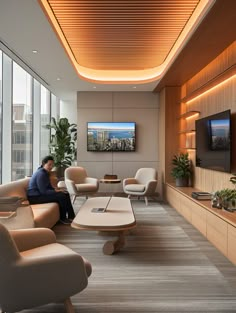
[27,155,75,225]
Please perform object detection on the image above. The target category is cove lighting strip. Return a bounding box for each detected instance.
[186,74,236,104]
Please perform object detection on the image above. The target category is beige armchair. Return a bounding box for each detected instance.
[123,168,158,205]
[0,223,92,313]
[65,166,99,203]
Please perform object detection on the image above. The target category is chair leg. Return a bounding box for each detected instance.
[64,298,75,313]
[72,195,76,204]
[128,195,131,199]
[145,197,148,206]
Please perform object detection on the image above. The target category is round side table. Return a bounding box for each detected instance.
[99,179,121,196]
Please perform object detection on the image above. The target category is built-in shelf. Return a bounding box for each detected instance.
[179,130,195,134]
[178,111,200,119]
[180,147,196,150]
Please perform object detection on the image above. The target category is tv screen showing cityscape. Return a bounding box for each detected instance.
[87,122,136,151]
[209,119,230,150]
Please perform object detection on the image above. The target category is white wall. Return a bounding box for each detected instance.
[77,91,161,195]
[60,100,77,124]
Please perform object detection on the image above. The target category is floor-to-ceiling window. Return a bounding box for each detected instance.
[0,46,61,182]
[12,62,33,180]
[0,51,2,183]
[51,93,60,120]
[40,85,50,159]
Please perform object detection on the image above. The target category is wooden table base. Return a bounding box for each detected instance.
[103,231,126,255]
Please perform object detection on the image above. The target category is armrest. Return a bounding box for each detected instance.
[65,179,77,195]
[85,177,98,186]
[145,180,158,193]
[0,196,25,212]
[12,252,89,294]
[123,178,137,186]
[0,211,17,219]
[10,228,57,252]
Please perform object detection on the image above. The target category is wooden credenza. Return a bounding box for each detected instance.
[166,183,236,264]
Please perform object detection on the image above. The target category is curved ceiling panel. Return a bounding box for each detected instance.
[39,0,215,83]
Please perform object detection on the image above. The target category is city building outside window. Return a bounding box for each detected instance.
[12,62,33,180]
[40,85,50,159]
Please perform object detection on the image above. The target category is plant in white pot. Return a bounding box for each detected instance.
[171,152,192,187]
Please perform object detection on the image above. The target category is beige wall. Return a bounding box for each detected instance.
[77,91,160,195]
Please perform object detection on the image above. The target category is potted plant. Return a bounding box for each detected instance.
[46,117,77,179]
[171,152,192,187]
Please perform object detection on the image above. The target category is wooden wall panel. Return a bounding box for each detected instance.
[160,87,181,185]
[186,41,236,95]
[180,42,236,192]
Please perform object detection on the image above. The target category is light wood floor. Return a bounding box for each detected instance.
[22,197,236,313]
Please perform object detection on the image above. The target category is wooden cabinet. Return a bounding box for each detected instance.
[228,224,236,264]
[191,201,207,236]
[206,211,227,257]
[166,183,236,265]
[180,196,192,223]
[166,185,181,214]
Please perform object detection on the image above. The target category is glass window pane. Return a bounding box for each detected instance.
[40,85,50,159]
[12,62,33,180]
[0,51,2,183]
[51,93,60,120]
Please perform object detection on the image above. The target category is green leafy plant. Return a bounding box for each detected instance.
[46,117,77,169]
[214,188,236,210]
[229,174,236,187]
[171,152,192,179]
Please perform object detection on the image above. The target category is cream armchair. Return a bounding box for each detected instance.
[123,168,158,205]
[0,223,92,313]
[65,166,99,203]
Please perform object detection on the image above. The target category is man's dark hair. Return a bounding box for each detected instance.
[41,155,54,166]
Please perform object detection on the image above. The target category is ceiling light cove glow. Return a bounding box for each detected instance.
[38,0,215,84]
[186,74,236,104]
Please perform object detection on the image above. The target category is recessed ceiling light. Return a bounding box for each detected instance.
[32,50,38,54]
[56,77,61,81]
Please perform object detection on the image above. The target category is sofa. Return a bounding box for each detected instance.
[0,178,60,229]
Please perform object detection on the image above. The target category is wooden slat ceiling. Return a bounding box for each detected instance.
[45,0,200,71]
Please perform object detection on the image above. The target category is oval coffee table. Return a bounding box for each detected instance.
[71,196,136,255]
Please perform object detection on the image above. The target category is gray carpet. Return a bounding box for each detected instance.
[21,198,236,313]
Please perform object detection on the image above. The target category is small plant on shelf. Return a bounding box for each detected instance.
[230,174,236,187]
[212,175,236,211]
[171,152,192,187]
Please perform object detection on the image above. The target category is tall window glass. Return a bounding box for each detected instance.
[51,93,60,121]
[0,51,2,183]
[12,62,33,180]
[40,85,50,159]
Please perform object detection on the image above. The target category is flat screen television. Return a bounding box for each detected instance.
[87,122,136,152]
[196,110,231,173]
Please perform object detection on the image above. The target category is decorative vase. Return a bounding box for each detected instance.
[176,177,189,187]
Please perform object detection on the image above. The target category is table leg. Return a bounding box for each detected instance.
[103,231,126,255]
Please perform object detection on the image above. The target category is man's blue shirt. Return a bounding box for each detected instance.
[27,167,56,196]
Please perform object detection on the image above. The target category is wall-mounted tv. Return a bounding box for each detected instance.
[196,110,231,173]
[87,122,136,152]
